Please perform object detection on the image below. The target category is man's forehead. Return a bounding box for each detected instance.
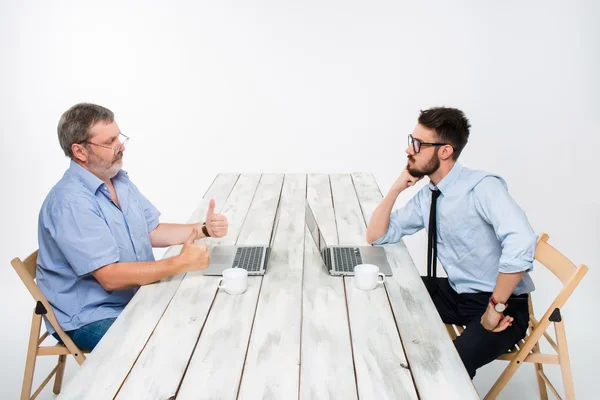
[89,120,119,139]
[412,124,437,141]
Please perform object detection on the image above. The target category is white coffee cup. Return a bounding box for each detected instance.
[218,268,248,295]
[354,264,385,291]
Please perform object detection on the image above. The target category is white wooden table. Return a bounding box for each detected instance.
[59,173,478,400]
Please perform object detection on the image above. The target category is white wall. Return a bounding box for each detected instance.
[1,1,598,398]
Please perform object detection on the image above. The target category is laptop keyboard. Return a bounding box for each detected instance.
[232,247,265,272]
[332,247,362,272]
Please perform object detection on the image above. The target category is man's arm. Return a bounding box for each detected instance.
[367,190,403,244]
[92,257,187,291]
[492,271,526,304]
[481,271,526,332]
[149,199,229,247]
[474,177,537,332]
[366,169,424,244]
[149,223,206,247]
[93,229,210,291]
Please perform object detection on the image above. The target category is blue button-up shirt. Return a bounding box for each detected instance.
[37,161,160,333]
[373,163,536,295]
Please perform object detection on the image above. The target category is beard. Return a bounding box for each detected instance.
[407,148,440,178]
[88,150,123,180]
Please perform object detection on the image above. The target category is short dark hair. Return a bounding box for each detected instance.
[418,107,471,160]
[57,103,114,158]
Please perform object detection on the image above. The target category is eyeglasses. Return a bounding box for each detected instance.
[83,133,130,157]
[408,134,449,154]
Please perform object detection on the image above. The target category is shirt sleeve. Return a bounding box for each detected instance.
[129,182,161,232]
[473,177,537,274]
[50,196,120,277]
[371,191,425,245]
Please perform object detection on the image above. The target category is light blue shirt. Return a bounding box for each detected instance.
[373,162,536,295]
[37,161,160,333]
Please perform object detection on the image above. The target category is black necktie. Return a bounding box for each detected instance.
[427,188,441,279]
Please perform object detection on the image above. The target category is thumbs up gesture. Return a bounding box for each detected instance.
[204,199,229,238]
[180,228,210,271]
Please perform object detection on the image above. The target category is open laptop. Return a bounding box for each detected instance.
[203,205,279,276]
[202,245,270,276]
[305,202,392,276]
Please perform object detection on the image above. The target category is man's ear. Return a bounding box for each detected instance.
[71,143,88,163]
[440,144,454,161]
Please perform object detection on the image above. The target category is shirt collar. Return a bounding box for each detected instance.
[428,162,463,195]
[67,160,127,194]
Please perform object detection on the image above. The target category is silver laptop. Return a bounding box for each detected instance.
[203,194,285,276]
[202,209,279,276]
[305,202,392,276]
[202,245,270,276]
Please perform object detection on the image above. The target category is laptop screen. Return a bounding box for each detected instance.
[305,202,328,255]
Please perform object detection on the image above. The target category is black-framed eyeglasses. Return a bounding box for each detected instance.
[408,134,449,154]
[83,133,130,157]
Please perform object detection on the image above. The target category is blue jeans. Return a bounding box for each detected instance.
[52,318,117,351]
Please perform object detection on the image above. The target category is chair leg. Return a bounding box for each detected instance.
[531,339,548,400]
[555,320,575,400]
[21,312,42,400]
[53,354,67,394]
[534,363,548,400]
[484,357,524,400]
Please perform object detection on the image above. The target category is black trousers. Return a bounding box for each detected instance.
[423,277,530,379]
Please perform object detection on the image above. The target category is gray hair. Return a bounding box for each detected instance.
[57,103,114,158]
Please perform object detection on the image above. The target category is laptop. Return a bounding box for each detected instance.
[203,206,279,276]
[305,202,392,276]
[202,245,270,276]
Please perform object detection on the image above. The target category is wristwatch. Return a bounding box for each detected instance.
[489,296,506,312]
[202,222,211,237]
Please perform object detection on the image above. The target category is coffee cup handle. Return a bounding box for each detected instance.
[378,273,385,285]
[218,278,225,289]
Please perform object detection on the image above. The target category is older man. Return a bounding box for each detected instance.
[37,103,228,350]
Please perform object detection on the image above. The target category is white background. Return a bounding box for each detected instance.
[1,1,598,398]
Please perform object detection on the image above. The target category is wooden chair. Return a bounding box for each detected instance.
[12,250,89,400]
[445,233,588,399]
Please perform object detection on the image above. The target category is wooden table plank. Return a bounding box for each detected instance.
[330,174,418,400]
[115,174,261,399]
[237,174,306,399]
[330,174,368,246]
[351,172,478,400]
[176,174,284,400]
[350,172,381,224]
[300,174,358,400]
[59,174,240,400]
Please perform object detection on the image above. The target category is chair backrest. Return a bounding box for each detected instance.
[22,250,39,278]
[534,233,581,286]
[531,233,588,323]
[11,250,47,304]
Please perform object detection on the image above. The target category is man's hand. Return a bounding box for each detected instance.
[391,168,423,193]
[481,304,513,332]
[204,199,228,238]
[179,228,210,271]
